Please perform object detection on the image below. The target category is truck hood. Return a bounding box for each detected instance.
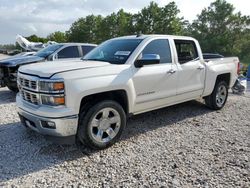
[19,60,112,78]
[0,55,44,67]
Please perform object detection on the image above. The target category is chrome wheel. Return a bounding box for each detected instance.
[89,107,121,143]
[216,85,227,107]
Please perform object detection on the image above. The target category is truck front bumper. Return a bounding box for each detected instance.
[18,107,78,137]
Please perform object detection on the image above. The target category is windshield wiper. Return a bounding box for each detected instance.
[82,58,109,62]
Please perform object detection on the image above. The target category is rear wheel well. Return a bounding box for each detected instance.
[79,90,129,115]
[216,73,230,86]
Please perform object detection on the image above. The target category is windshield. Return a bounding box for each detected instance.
[35,44,63,58]
[82,39,142,64]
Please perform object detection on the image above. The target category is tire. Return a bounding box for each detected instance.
[6,83,18,92]
[77,100,126,149]
[205,81,228,110]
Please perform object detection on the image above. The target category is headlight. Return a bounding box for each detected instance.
[39,80,64,93]
[39,79,65,106]
[41,95,65,106]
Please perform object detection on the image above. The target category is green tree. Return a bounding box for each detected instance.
[66,15,104,44]
[26,35,48,43]
[47,31,66,43]
[66,1,185,44]
[189,0,250,63]
[99,10,134,40]
[134,1,185,34]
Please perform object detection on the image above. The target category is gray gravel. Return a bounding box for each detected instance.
[0,87,249,187]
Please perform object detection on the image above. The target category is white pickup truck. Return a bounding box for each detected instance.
[16,35,239,149]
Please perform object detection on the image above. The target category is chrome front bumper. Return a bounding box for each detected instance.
[18,107,78,137]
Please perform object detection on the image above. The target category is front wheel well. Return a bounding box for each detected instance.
[79,90,129,115]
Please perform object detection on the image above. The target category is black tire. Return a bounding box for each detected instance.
[205,81,228,110]
[6,84,18,92]
[77,100,126,149]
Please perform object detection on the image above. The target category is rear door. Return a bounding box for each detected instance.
[174,40,205,99]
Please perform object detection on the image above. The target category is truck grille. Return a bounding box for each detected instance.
[18,73,40,105]
[20,90,39,105]
[19,77,37,90]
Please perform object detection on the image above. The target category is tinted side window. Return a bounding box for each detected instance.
[142,39,172,64]
[57,46,80,59]
[81,46,95,56]
[174,40,198,64]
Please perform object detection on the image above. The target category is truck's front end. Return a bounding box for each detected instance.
[0,65,5,87]
[16,71,78,143]
[0,55,45,91]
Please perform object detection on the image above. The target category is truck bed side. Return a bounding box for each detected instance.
[203,57,239,96]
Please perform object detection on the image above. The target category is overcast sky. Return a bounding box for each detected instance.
[0,0,248,44]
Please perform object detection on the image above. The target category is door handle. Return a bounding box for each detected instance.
[197,66,205,70]
[167,69,176,74]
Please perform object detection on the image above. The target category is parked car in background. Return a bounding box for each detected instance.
[12,51,36,57]
[16,35,239,149]
[0,52,36,63]
[7,49,22,56]
[0,43,97,91]
[0,49,8,54]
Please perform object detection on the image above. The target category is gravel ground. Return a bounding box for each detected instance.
[0,87,249,187]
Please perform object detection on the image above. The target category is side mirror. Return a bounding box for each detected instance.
[135,54,160,68]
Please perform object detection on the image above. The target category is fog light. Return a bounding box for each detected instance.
[41,121,56,129]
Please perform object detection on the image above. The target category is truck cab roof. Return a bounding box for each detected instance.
[111,34,196,41]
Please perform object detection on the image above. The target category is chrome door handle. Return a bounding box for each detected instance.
[197,66,205,70]
[167,69,176,74]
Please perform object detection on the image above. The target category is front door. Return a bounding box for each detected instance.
[132,39,178,113]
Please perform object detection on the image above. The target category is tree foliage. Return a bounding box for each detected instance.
[47,31,67,43]
[188,0,250,63]
[135,2,184,35]
[25,35,48,43]
[14,1,250,64]
[66,1,185,44]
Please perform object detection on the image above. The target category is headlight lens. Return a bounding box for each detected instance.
[39,81,64,93]
[39,80,65,106]
[41,95,65,106]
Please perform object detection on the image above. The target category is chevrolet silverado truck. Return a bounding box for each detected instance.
[16,35,239,149]
[0,43,96,91]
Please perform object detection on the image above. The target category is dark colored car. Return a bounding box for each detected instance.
[0,43,97,91]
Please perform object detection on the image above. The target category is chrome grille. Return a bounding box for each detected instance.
[20,90,39,105]
[19,77,37,90]
[18,73,39,105]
